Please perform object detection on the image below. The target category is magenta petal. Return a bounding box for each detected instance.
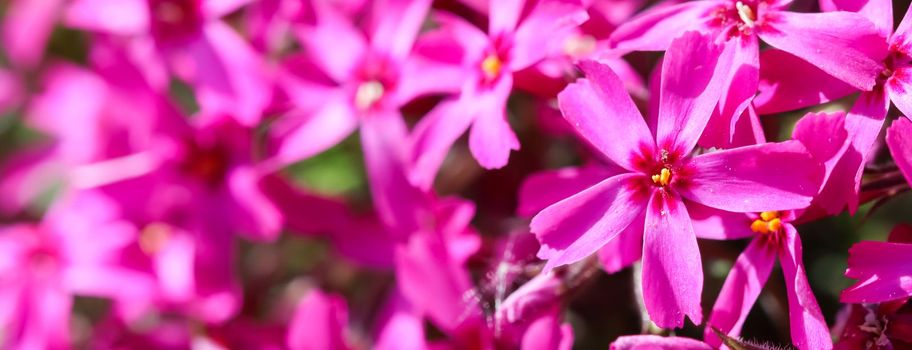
[409,99,473,190]
[755,49,857,115]
[517,165,621,217]
[841,240,912,303]
[642,194,703,329]
[887,118,912,186]
[596,207,644,274]
[886,63,912,120]
[779,225,831,350]
[792,111,851,188]
[520,311,574,350]
[817,89,889,215]
[683,140,823,213]
[297,8,366,82]
[656,31,730,155]
[271,95,358,166]
[64,0,149,36]
[488,0,525,34]
[686,201,755,240]
[758,11,886,91]
[286,290,349,350]
[531,173,645,272]
[184,22,271,126]
[608,1,716,53]
[368,0,433,59]
[819,0,892,36]
[2,0,64,69]
[468,75,519,169]
[895,3,912,40]
[611,335,712,350]
[698,35,759,149]
[557,60,654,171]
[226,167,282,241]
[704,238,776,348]
[510,0,588,70]
[361,111,425,233]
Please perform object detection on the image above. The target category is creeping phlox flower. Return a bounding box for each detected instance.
[530,32,824,328]
[842,224,912,304]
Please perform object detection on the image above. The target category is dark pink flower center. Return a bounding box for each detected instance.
[149,0,203,45]
[879,41,912,87]
[352,53,399,111]
[710,0,767,38]
[180,140,229,186]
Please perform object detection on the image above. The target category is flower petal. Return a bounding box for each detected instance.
[269,94,358,166]
[656,31,731,155]
[510,0,589,70]
[682,140,824,213]
[531,173,646,272]
[368,0,433,59]
[518,164,621,217]
[596,207,644,274]
[687,201,755,240]
[699,36,759,149]
[608,1,716,53]
[754,49,857,115]
[887,117,912,188]
[489,0,525,34]
[758,11,887,91]
[611,335,712,350]
[296,7,366,82]
[792,111,851,188]
[468,74,519,169]
[409,99,473,190]
[818,0,892,36]
[287,290,350,350]
[642,193,703,328]
[704,238,776,348]
[557,60,654,171]
[779,225,832,350]
[841,240,912,303]
[64,0,148,36]
[3,0,65,69]
[815,89,889,215]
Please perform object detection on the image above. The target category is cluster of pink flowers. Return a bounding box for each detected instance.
[0,0,910,348]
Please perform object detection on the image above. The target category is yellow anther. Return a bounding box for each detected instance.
[481,54,503,81]
[750,219,769,234]
[766,218,782,233]
[140,222,172,255]
[735,1,756,27]
[759,211,779,222]
[355,80,384,110]
[651,168,672,186]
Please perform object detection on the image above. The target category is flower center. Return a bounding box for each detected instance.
[355,80,385,111]
[149,0,202,44]
[140,222,172,255]
[651,167,672,187]
[735,1,756,27]
[750,211,782,234]
[481,54,503,81]
[564,34,597,58]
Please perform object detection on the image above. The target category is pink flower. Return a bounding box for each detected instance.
[703,210,830,350]
[752,0,912,216]
[530,33,824,328]
[0,192,156,350]
[287,289,352,350]
[64,0,271,126]
[842,224,912,304]
[408,0,589,178]
[887,117,912,187]
[610,0,886,149]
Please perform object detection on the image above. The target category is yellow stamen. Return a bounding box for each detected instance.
[140,222,172,255]
[736,1,756,27]
[759,211,779,222]
[355,80,384,110]
[481,54,503,81]
[651,168,672,186]
[766,218,782,233]
[563,34,597,58]
[750,219,769,234]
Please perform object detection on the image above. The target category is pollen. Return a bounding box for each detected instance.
[651,168,672,186]
[355,80,384,110]
[140,222,172,255]
[481,54,503,81]
[735,1,756,27]
[750,211,782,234]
